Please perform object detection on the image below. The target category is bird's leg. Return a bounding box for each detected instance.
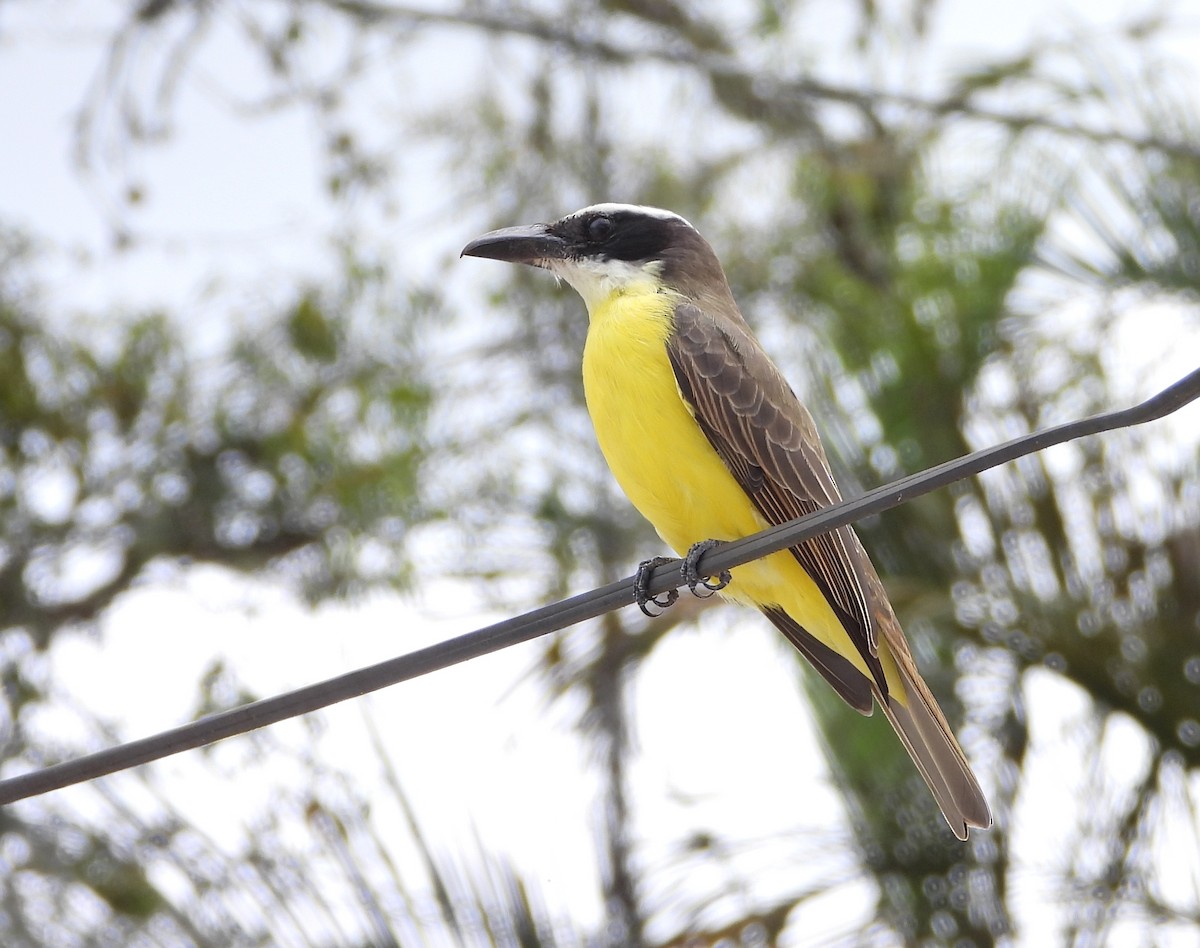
[682,539,731,598]
[634,556,679,617]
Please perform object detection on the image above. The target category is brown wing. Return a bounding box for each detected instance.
[666,302,885,695]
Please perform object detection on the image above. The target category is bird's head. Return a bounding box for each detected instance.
[462,203,733,313]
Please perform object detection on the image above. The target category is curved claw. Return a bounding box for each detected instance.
[682,540,731,599]
[634,556,680,617]
[639,590,679,617]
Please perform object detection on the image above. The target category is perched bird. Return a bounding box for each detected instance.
[462,204,991,839]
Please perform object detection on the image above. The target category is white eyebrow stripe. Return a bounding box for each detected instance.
[569,203,696,230]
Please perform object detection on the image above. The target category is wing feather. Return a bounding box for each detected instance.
[666,302,882,689]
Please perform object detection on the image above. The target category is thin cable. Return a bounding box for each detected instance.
[1,366,1197,805]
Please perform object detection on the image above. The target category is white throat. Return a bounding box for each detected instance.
[549,256,663,314]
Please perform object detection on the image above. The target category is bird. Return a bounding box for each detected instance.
[462,203,991,839]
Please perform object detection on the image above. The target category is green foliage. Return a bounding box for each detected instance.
[0,237,430,652]
[0,234,433,942]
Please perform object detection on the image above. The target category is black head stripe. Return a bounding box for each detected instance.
[553,209,688,263]
[602,212,677,261]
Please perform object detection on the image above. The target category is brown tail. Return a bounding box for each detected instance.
[876,660,992,840]
[862,562,991,839]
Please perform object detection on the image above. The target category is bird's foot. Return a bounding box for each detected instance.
[682,539,731,599]
[634,556,679,617]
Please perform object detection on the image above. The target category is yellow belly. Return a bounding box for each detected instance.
[581,290,871,676]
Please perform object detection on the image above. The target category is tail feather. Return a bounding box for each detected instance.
[877,665,992,840]
[864,564,992,839]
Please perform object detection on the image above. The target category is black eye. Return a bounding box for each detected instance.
[587,215,614,242]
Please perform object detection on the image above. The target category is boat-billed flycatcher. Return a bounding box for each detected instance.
[462,203,991,839]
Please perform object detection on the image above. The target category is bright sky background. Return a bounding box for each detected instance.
[2,1,1200,945]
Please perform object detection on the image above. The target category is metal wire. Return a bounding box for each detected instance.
[1,366,1197,806]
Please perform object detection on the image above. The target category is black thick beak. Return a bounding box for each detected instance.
[461,223,568,265]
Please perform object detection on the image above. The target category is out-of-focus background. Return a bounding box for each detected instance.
[2,1,1199,945]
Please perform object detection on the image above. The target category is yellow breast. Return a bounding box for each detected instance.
[580,287,872,678]
[581,290,765,553]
